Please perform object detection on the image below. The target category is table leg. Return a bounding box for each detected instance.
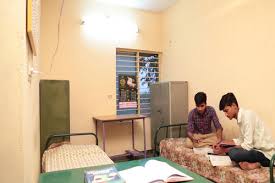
[143,118,146,158]
[132,120,135,150]
[102,122,106,152]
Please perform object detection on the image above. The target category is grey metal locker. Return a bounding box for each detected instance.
[150,81,188,146]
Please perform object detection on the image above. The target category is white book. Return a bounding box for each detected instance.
[193,147,213,155]
[118,160,193,183]
[208,155,232,166]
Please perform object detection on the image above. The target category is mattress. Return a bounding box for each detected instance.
[42,144,114,172]
[160,138,274,183]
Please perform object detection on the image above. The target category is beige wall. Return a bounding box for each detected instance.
[2,0,274,182]
[162,0,275,139]
[40,0,275,157]
[40,0,162,155]
[0,1,40,183]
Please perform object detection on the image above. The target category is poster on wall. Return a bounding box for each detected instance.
[119,75,137,109]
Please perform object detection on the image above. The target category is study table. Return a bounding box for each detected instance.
[93,114,147,158]
[39,156,213,183]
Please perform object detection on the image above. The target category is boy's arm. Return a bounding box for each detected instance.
[216,128,223,143]
[211,108,223,143]
[187,131,200,143]
[187,131,195,142]
[187,111,198,143]
[239,118,254,150]
[213,140,241,154]
[211,108,223,132]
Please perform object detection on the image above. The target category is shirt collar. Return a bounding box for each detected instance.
[237,108,243,124]
[195,106,208,115]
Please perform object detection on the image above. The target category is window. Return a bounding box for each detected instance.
[116,48,160,116]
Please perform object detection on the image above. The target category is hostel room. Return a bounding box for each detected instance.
[1,0,275,183]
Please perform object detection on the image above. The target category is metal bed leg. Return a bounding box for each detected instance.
[270,154,275,183]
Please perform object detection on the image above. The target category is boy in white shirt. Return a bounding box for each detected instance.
[215,92,275,170]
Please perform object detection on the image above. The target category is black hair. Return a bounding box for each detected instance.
[194,92,207,106]
[219,92,239,111]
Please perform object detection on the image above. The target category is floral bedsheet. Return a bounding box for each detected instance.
[160,138,274,183]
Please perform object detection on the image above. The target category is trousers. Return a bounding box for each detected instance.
[228,148,270,167]
[185,132,218,148]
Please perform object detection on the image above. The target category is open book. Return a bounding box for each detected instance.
[208,155,232,166]
[193,147,213,155]
[219,142,236,148]
[118,160,193,183]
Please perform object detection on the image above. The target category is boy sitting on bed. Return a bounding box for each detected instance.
[185,92,223,148]
[214,92,275,170]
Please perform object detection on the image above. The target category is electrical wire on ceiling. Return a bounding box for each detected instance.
[50,0,65,72]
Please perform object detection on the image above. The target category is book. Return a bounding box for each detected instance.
[219,142,236,148]
[193,147,214,155]
[84,166,125,183]
[118,160,193,183]
[208,155,232,166]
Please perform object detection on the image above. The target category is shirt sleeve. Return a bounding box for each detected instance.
[233,136,243,145]
[211,107,223,130]
[240,113,255,150]
[187,110,195,133]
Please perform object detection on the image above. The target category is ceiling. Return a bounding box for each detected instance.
[96,0,178,12]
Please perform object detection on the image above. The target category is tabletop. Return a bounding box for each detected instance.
[39,156,213,183]
[93,114,146,122]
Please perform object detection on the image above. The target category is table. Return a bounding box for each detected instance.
[39,157,213,183]
[93,114,147,158]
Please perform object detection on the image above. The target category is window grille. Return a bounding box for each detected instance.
[116,48,160,116]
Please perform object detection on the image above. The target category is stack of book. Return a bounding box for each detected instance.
[84,166,125,183]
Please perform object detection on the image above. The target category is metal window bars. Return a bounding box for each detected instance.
[116,49,160,115]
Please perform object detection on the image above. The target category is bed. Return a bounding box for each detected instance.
[154,124,275,183]
[41,132,114,172]
[160,138,274,183]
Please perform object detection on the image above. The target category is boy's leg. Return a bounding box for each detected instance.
[228,148,270,167]
[193,133,217,147]
[238,162,261,170]
[184,137,194,148]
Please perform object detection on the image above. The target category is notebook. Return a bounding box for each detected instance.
[119,160,193,183]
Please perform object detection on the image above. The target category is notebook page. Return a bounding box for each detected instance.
[144,160,193,181]
[193,147,213,155]
[119,166,149,183]
[208,155,232,166]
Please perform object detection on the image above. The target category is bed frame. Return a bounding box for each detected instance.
[41,132,109,172]
[153,123,187,156]
[271,154,275,183]
[44,132,98,152]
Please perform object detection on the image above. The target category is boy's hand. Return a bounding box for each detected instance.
[213,138,222,148]
[192,136,201,143]
[213,144,227,155]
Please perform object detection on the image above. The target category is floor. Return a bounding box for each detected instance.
[112,150,155,163]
